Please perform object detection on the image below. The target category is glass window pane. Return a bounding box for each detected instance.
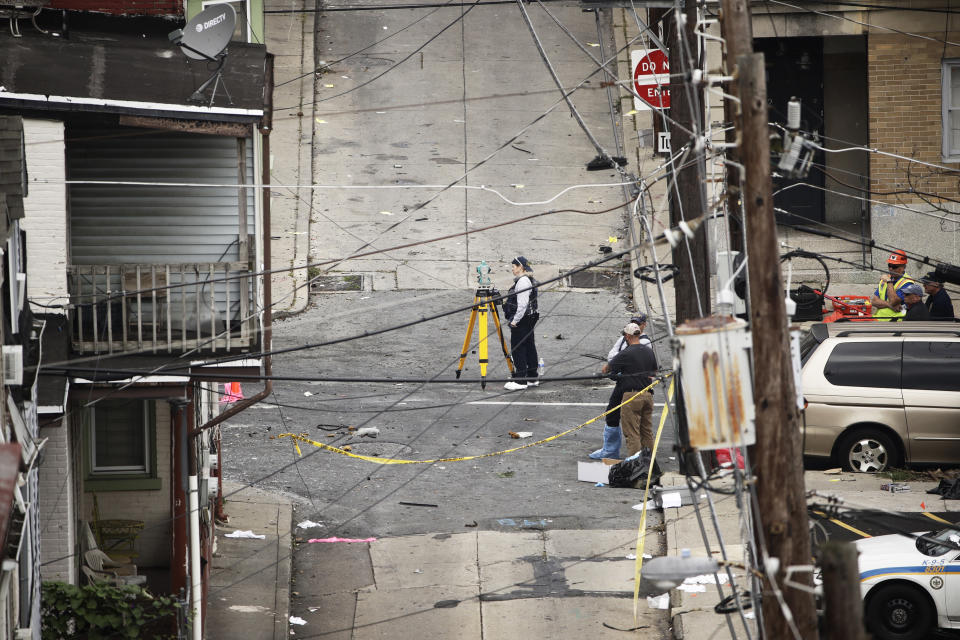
[94,401,146,470]
[824,342,902,388]
[903,342,960,391]
[952,110,960,152]
[951,65,960,105]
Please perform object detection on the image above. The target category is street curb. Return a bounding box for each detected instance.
[274,498,294,640]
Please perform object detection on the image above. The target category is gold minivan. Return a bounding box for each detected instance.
[800,322,960,472]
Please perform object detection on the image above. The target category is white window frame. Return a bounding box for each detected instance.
[942,59,960,162]
[90,402,150,475]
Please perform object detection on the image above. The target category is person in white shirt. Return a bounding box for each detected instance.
[589,313,656,459]
[503,256,540,391]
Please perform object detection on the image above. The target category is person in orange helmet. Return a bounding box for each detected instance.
[870,250,914,320]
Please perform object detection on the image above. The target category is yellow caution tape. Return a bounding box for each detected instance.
[277,376,671,465]
[633,378,675,621]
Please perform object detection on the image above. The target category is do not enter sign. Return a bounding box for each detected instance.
[631,49,670,110]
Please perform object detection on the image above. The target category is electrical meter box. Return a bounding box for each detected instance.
[673,316,755,450]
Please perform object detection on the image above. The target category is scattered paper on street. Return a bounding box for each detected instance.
[308,537,377,543]
[678,583,706,593]
[225,530,266,540]
[647,593,670,609]
[661,492,682,508]
[297,520,323,530]
[290,616,307,625]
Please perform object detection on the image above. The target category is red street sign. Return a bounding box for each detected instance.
[633,49,670,110]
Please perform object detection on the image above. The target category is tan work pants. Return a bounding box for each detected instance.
[620,391,655,457]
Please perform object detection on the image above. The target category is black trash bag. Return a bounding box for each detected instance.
[608,448,662,489]
[927,478,960,499]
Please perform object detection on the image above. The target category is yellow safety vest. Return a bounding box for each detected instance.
[873,275,912,320]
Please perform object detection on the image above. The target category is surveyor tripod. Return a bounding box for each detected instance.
[455,286,514,388]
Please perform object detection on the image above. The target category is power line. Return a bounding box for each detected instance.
[274,0,456,88]
[768,0,960,48]
[265,0,565,12]
[274,0,481,111]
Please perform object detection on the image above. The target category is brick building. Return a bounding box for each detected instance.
[698,2,960,280]
[1,0,272,635]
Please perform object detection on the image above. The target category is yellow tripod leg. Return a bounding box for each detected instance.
[489,297,515,374]
[478,301,489,388]
[456,296,479,379]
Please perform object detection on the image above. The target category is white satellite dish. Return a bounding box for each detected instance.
[168,4,238,105]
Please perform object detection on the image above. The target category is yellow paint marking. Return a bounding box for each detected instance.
[922,512,953,525]
[813,510,872,538]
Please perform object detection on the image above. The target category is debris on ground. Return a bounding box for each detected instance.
[225,530,266,540]
[307,537,376,543]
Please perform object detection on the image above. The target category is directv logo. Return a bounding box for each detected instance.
[199,12,227,31]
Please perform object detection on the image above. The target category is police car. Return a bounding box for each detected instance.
[856,528,960,640]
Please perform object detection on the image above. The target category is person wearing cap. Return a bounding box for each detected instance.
[871,250,914,321]
[502,256,540,391]
[900,282,930,321]
[600,323,658,458]
[923,271,955,320]
[589,314,655,459]
[606,313,653,360]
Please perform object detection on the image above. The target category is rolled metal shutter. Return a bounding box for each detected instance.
[66,125,254,265]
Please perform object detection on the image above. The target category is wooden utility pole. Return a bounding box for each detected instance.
[737,51,819,639]
[664,1,710,324]
[719,0,752,254]
[821,542,869,640]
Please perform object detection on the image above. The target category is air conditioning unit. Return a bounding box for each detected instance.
[2,346,22,386]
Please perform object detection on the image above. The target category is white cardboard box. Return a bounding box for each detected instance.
[577,460,620,483]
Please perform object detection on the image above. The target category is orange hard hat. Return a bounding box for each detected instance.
[887,250,907,265]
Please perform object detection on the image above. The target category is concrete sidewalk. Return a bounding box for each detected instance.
[290,527,670,639]
[661,469,960,639]
[206,482,294,640]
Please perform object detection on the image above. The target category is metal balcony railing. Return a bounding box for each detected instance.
[68,263,258,354]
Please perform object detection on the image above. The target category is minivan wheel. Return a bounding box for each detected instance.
[839,429,901,473]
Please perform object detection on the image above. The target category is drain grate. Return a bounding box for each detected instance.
[310,274,363,293]
[567,269,621,290]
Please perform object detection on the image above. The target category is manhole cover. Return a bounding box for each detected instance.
[310,275,363,292]
[567,269,621,290]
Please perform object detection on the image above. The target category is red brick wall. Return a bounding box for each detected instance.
[50,0,182,17]
[869,32,960,204]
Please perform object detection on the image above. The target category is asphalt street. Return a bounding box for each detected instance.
[811,507,960,544]
[221,288,675,538]
[220,288,674,636]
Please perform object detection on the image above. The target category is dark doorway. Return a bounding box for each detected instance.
[755,36,826,225]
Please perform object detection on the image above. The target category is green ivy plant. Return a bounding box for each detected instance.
[41,581,184,639]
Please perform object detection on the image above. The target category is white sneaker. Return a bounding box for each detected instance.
[504,381,527,391]
[527,380,540,387]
